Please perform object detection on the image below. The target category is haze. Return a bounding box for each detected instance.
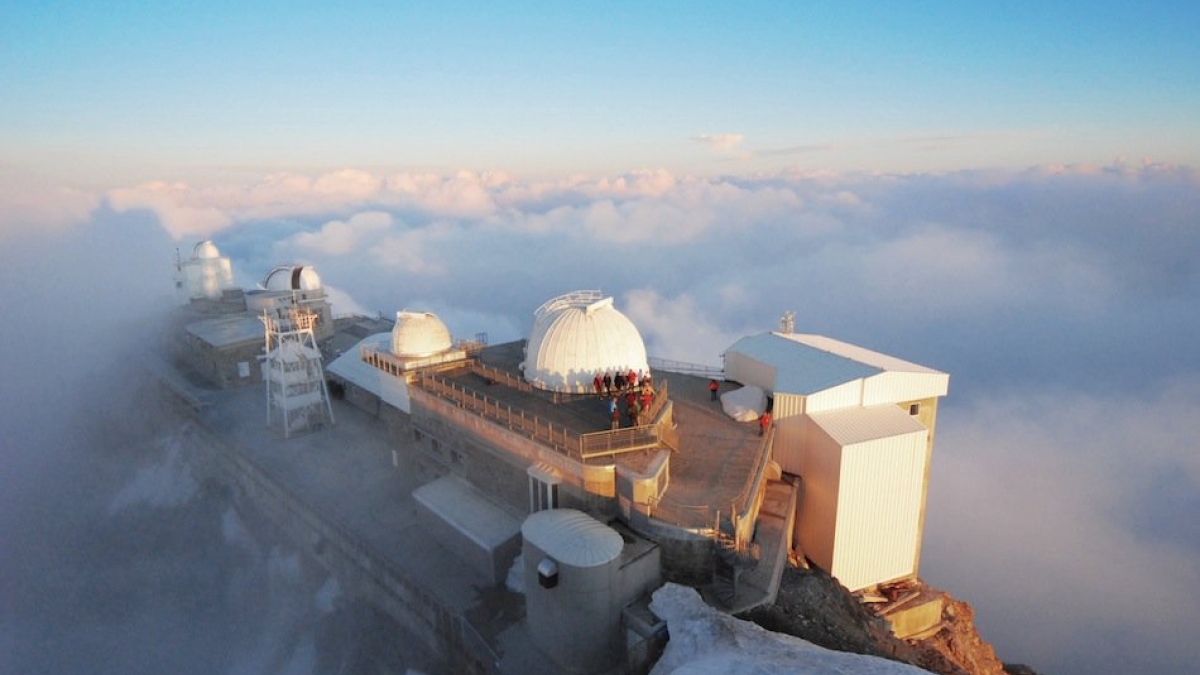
[3,3,1199,675]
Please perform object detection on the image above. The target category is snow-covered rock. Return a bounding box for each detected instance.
[720,385,766,422]
[649,583,932,675]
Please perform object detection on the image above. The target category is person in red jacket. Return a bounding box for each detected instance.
[759,410,772,436]
[708,379,719,401]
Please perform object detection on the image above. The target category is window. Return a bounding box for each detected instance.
[909,403,920,416]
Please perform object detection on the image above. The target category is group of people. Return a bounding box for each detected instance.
[595,369,655,429]
[593,369,650,398]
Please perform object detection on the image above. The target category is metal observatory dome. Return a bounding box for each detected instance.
[521,290,649,393]
[391,311,452,358]
[262,264,323,291]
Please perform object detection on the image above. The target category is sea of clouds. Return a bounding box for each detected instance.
[3,162,1197,675]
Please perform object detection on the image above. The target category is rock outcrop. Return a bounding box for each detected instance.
[739,566,1046,675]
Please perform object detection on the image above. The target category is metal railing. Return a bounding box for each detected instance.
[648,356,724,379]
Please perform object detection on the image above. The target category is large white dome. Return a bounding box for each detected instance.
[391,311,452,357]
[192,240,221,260]
[522,291,648,393]
[262,264,322,291]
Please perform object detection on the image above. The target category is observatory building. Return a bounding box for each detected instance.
[723,331,949,591]
[167,253,952,672]
[169,253,333,389]
[175,240,234,301]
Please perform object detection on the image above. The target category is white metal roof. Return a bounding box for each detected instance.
[725,332,946,397]
[522,291,648,392]
[326,333,412,412]
[521,509,623,568]
[808,404,926,446]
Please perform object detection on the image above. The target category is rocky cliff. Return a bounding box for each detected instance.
[740,566,1045,675]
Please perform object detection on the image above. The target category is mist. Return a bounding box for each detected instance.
[0,204,430,674]
[3,162,1198,675]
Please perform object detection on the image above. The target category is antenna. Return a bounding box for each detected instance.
[780,310,796,334]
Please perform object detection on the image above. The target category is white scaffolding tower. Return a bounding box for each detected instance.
[261,304,334,438]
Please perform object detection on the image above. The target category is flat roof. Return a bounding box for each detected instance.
[726,332,944,396]
[185,314,265,348]
[809,404,927,446]
[327,333,412,412]
[413,475,521,550]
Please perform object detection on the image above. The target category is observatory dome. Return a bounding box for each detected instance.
[192,240,221,260]
[262,264,322,291]
[391,311,452,358]
[522,291,648,393]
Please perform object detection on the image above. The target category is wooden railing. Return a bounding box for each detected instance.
[413,370,677,462]
[415,370,581,458]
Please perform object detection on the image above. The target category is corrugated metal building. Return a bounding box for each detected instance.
[723,332,949,591]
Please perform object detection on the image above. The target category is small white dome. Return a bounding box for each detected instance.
[521,509,623,568]
[522,290,648,393]
[192,240,221,260]
[263,264,322,291]
[391,311,452,357]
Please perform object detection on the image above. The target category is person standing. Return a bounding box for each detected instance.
[608,396,619,429]
[603,371,612,395]
[759,410,772,436]
[709,379,719,401]
[593,373,603,398]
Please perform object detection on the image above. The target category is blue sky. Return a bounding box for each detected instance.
[3,1,1198,183]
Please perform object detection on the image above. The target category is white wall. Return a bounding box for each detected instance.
[830,429,929,591]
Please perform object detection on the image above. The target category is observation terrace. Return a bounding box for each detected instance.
[401,341,773,537]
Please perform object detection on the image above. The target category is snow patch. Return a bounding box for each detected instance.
[648,583,932,675]
[107,434,198,514]
[505,553,525,594]
[267,547,302,585]
[721,385,766,422]
[315,576,341,613]
[221,507,262,558]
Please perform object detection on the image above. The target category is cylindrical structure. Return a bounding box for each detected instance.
[522,509,624,671]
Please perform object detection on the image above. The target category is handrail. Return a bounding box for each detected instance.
[728,424,775,551]
[413,371,678,462]
[648,356,724,379]
[414,370,583,459]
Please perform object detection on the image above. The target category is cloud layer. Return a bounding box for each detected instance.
[5,161,1198,675]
